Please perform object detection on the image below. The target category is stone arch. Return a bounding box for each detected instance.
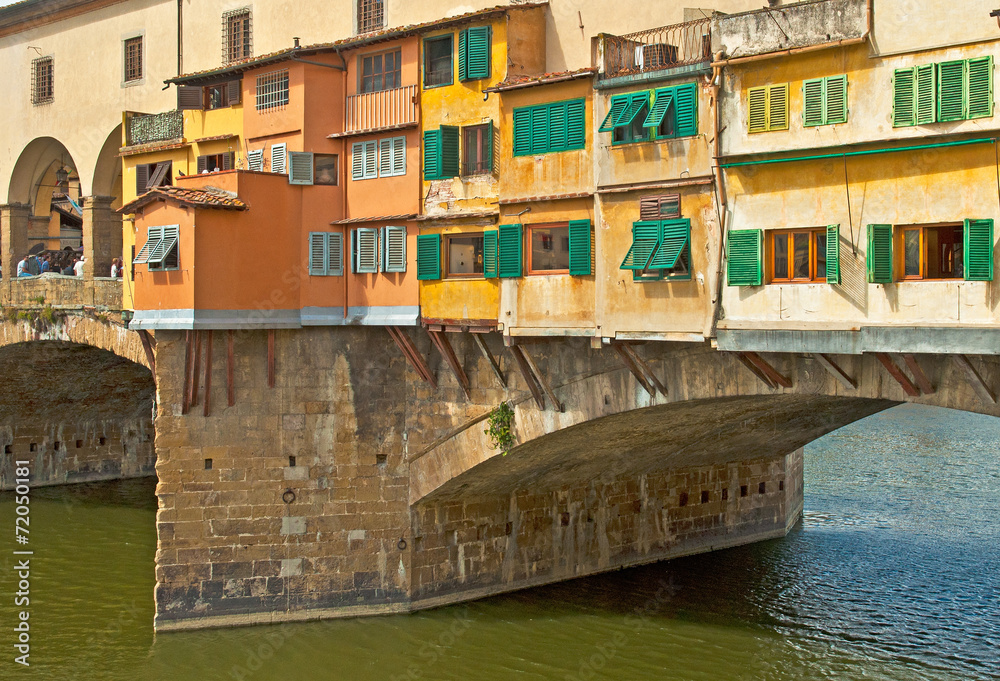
[0,315,149,370]
[7,136,80,211]
[92,125,124,210]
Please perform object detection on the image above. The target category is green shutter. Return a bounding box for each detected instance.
[416,234,441,280]
[485,119,494,172]
[767,83,789,130]
[915,63,936,124]
[826,224,841,285]
[498,223,522,278]
[548,101,568,152]
[866,224,893,283]
[803,78,825,127]
[643,88,674,128]
[674,83,698,137]
[423,129,442,180]
[726,229,762,286]
[648,219,690,269]
[566,99,586,150]
[825,75,848,125]
[457,29,467,82]
[748,86,768,133]
[465,26,491,80]
[614,92,649,128]
[530,105,549,154]
[484,229,498,278]
[599,95,629,132]
[568,219,592,275]
[620,221,661,271]
[440,125,460,178]
[513,108,532,156]
[893,67,915,127]
[964,218,994,281]
[937,59,967,122]
[967,55,993,119]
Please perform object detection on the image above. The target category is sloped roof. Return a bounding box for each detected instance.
[484,67,596,93]
[119,186,248,214]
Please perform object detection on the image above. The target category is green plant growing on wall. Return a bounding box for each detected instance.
[40,305,57,324]
[484,401,516,453]
[32,296,45,305]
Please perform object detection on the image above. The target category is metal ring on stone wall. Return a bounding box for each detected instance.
[397,538,407,551]
[282,489,296,504]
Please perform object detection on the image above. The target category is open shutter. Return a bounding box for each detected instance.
[649,219,690,269]
[866,224,893,283]
[416,234,441,280]
[568,219,592,275]
[643,88,674,128]
[148,225,179,266]
[288,151,314,185]
[621,221,661,271]
[937,59,967,122]
[247,149,264,171]
[485,120,495,172]
[354,228,379,273]
[133,227,161,264]
[803,78,825,126]
[915,64,936,125]
[222,152,235,170]
[363,141,377,179]
[599,96,629,132]
[148,161,170,188]
[177,85,203,110]
[271,143,287,174]
[483,229,498,278]
[328,232,344,276]
[967,56,993,120]
[674,83,698,137]
[457,29,468,82]
[767,83,789,130]
[383,226,407,273]
[423,129,442,179]
[964,218,994,281]
[566,99,586,149]
[498,223,523,278]
[615,92,649,129]
[465,26,491,80]
[726,229,762,286]
[826,224,841,284]
[196,155,208,174]
[892,67,916,127]
[513,108,531,156]
[309,233,328,275]
[135,164,150,195]
[748,86,768,133]
[440,125,460,178]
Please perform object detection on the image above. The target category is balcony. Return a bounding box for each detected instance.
[342,84,418,136]
[601,18,712,80]
[125,110,184,147]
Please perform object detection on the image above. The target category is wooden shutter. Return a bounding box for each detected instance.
[457,28,467,82]
[133,226,161,264]
[227,79,241,104]
[379,138,393,177]
[726,229,762,286]
[649,219,690,269]
[484,120,495,172]
[483,229,498,278]
[270,143,287,174]
[148,161,170,188]
[674,83,698,137]
[513,107,532,156]
[177,85,203,110]
[643,88,674,128]
[440,125,460,178]
[423,129,442,179]
[616,92,649,129]
[465,26,491,80]
[599,95,629,132]
[640,194,679,221]
[803,78,825,127]
[382,226,407,273]
[866,224,893,283]
[288,151,314,185]
[568,219,592,276]
[937,59,966,122]
[363,141,377,179]
[530,106,548,154]
[416,233,441,280]
[826,224,841,284]
[354,228,379,273]
[309,232,328,275]
[135,164,150,195]
[747,86,768,133]
[498,223,523,278]
[328,232,344,276]
[566,100,586,150]
[247,149,264,171]
[352,142,365,180]
[767,83,788,131]
[892,67,916,127]
[967,56,993,120]
[620,221,661,271]
[915,64,936,124]
[222,152,234,170]
[196,155,208,174]
[548,101,568,152]
[964,218,994,281]
[824,75,848,125]
[392,136,406,175]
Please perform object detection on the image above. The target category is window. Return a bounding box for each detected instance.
[256,70,289,111]
[361,49,401,93]
[462,123,493,175]
[206,80,241,110]
[31,56,53,105]
[416,233,441,280]
[353,228,380,273]
[196,153,234,174]
[424,35,453,88]
[900,224,965,280]
[314,154,338,185]
[135,161,172,195]
[378,136,406,177]
[642,83,698,140]
[512,99,587,156]
[446,234,485,277]
[286,152,339,186]
[124,36,143,83]
[308,232,344,276]
[223,8,252,64]
[621,219,691,281]
[527,224,571,274]
[134,225,179,271]
[424,127,460,180]
[747,83,789,133]
[382,226,406,273]
[357,0,384,34]
[727,229,763,286]
[770,229,827,282]
[803,75,848,127]
[352,140,378,180]
[458,26,491,81]
[639,194,680,221]
[603,92,650,144]
[867,220,994,283]
[893,56,993,127]
[270,143,287,174]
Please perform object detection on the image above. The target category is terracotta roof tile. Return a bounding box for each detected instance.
[330,213,417,225]
[119,186,248,214]
[484,67,597,93]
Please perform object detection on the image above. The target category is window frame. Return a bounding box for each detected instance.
[444,232,486,279]
[123,35,143,84]
[313,154,339,185]
[136,225,180,272]
[462,123,493,176]
[357,0,384,34]
[768,228,827,283]
[896,222,966,281]
[255,69,289,112]
[423,34,454,89]
[360,48,402,94]
[525,223,572,275]
[223,7,253,65]
[308,232,345,276]
[31,56,54,106]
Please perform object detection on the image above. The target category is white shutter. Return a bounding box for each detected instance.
[328,232,344,276]
[382,225,406,273]
[391,136,406,176]
[289,151,314,185]
[133,226,162,264]
[247,149,264,171]
[363,141,377,179]
[352,142,365,180]
[270,143,287,174]
[354,228,379,273]
[379,138,393,177]
[309,233,328,275]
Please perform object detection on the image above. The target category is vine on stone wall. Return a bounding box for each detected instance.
[484,401,516,453]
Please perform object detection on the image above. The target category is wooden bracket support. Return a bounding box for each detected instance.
[137,329,156,378]
[738,351,792,388]
[953,354,997,404]
[203,330,213,417]
[267,329,276,389]
[472,332,506,388]
[509,345,546,410]
[227,330,235,407]
[387,326,437,388]
[182,330,193,414]
[875,353,920,397]
[189,330,202,408]
[814,353,857,390]
[902,354,935,395]
[613,342,667,397]
[735,352,774,388]
[427,329,472,399]
[519,346,564,412]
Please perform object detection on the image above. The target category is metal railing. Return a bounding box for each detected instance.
[602,18,712,79]
[125,110,184,147]
[344,84,418,134]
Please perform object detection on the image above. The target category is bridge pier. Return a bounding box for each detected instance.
[0,203,30,283]
[81,196,121,280]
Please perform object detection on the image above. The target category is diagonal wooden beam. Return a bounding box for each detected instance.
[903,354,935,395]
[613,342,655,396]
[620,342,668,396]
[203,330,213,417]
[814,353,857,390]
[227,330,235,407]
[735,352,775,389]
[519,346,563,412]
[387,327,437,388]
[137,329,156,377]
[267,329,276,389]
[182,330,193,414]
[875,353,920,397]
[743,351,792,388]
[190,330,202,407]
[427,329,471,399]
[472,332,506,388]
[509,345,545,410]
[953,354,997,404]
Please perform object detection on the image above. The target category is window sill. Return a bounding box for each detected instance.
[423,80,454,90]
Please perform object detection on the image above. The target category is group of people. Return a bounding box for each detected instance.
[15,252,86,277]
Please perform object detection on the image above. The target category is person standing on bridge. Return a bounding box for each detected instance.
[73,256,85,277]
[62,258,76,276]
[16,256,31,277]
[40,255,50,274]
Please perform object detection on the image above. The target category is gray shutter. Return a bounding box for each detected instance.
[135,164,150,195]
[288,151,314,185]
[355,228,379,273]
[196,155,208,174]
[352,142,365,180]
[392,136,406,176]
[227,79,241,104]
[247,149,264,171]
[363,141,377,179]
[222,152,234,170]
[382,226,406,273]
[328,233,344,276]
[133,226,162,264]
[177,85,203,110]
[379,138,393,177]
[270,143,287,174]
[309,233,328,275]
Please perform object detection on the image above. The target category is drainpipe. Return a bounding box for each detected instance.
[177,0,183,76]
[709,51,727,338]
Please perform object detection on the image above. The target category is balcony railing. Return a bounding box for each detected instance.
[125,110,184,147]
[602,18,712,80]
[344,84,418,134]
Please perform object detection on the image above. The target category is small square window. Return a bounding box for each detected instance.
[124,36,143,83]
[357,0,384,34]
[462,124,493,176]
[446,234,484,277]
[360,49,400,93]
[424,35,453,88]
[32,56,54,105]
[256,69,289,112]
[770,229,827,283]
[314,154,339,185]
[527,223,570,274]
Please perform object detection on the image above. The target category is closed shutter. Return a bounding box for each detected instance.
[328,232,344,276]
[620,221,660,271]
[599,95,629,132]
[767,83,789,130]
[227,79,241,104]
[483,229,498,278]
[643,88,674,128]
[135,164,150,195]
[649,219,689,269]
[309,233,328,275]
[967,56,993,120]
[568,219,592,276]
[271,143,287,174]
[530,106,548,154]
[498,223,523,278]
[803,78,825,127]
[548,101,568,152]
[354,228,379,273]
[288,151,314,185]
[379,137,393,177]
[964,218,994,281]
[825,75,847,125]
[363,141,377,179]
[440,126,460,178]
[423,129,442,179]
[748,86,768,133]
[457,29,468,82]
[826,224,841,284]
[379,136,406,177]
[247,149,264,171]
[352,142,366,180]
[639,194,680,220]
[392,136,406,175]
[937,60,966,122]
[465,26,491,80]
[177,85,203,110]
[416,233,441,280]
[196,155,208,174]
[915,64,936,125]
[726,229,762,286]
[866,224,893,283]
[513,107,532,156]
[566,100,586,149]
[893,67,916,127]
[382,225,407,273]
[222,151,235,170]
[674,83,698,137]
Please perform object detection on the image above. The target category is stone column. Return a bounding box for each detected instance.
[1,203,30,283]
[81,196,121,280]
